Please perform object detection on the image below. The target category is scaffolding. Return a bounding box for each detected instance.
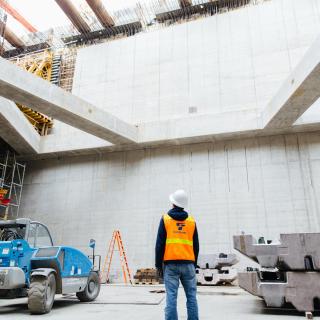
[0,151,26,220]
[58,48,77,92]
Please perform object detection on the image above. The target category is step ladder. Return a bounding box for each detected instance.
[101,230,132,285]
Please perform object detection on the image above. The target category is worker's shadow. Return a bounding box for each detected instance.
[255,300,320,317]
[0,299,79,315]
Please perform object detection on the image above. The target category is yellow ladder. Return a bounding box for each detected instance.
[101,230,132,285]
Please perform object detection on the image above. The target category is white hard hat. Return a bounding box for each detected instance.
[169,189,188,208]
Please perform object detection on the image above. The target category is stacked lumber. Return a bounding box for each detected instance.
[134,268,163,285]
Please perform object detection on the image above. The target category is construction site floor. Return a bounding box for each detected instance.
[0,284,314,319]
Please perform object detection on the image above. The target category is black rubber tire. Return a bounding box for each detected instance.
[28,274,56,314]
[76,272,100,302]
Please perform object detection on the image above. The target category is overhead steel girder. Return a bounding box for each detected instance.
[55,0,91,34]
[0,21,25,48]
[85,0,114,28]
[0,0,37,32]
[239,270,320,312]
[233,233,320,271]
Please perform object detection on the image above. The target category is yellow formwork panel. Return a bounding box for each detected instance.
[14,50,54,135]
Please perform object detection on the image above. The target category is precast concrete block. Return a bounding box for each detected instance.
[238,270,320,312]
[233,233,320,270]
[197,253,238,269]
[196,253,238,286]
[196,267,238,286]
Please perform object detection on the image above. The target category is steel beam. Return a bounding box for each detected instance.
[0,21,24,48]
[0,0,37,32]
[55,0,91,34]
[0,57,138,144]
[85,0,114,28]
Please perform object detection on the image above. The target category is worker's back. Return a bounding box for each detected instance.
[163,212,196,262]
[155,190,199,320]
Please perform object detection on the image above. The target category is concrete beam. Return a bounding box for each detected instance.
[138,109,260,145]
[34,109,260,158]
[262,36,320,129]
[0,57,138,145]
[0,97,40,154]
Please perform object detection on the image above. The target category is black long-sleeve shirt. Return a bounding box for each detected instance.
[155,207,199,269]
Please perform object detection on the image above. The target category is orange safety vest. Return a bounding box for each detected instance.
[163,213,196,262]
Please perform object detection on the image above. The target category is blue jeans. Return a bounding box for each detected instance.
[164,263,199,320]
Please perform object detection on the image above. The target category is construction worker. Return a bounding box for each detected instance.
[155,189,199,320]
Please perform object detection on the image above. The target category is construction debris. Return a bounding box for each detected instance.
[234,233,320,314]
[134,268,163,285]
[196,253,238,286]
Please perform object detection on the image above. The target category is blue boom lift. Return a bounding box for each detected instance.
[0,218,100,314]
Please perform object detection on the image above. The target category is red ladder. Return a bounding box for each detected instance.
[101,230,132,284]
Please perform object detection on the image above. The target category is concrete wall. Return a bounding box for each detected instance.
[49,0,320,152]
[72,0,320,123]
[18,0,320,276]
[21,132,320,272]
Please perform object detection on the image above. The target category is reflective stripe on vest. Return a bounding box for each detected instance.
[166,238,193,245]
[163,213,196,262]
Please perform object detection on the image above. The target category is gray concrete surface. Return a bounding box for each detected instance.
[72,0,320,124]
[234,233,320,270]
[0,57,138,145]
[0,285,310,319]
[1,0,320,157]
[20,131,320,273]
[0,97,40,154]
[238,270,320,312]
[263,35,320,129]
[34,0,320,157]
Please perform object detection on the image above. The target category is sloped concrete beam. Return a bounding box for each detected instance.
[0,57,138,145]
[262,36,320,129]
[0,97,40,154]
